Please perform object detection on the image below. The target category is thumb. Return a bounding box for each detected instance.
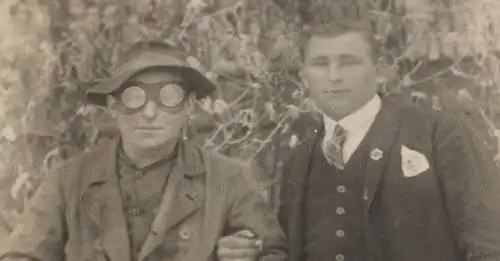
[234,229,256,238]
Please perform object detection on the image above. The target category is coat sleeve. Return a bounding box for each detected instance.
[224,163,287,261]
[0,164,68,261]
[434,115,500,261]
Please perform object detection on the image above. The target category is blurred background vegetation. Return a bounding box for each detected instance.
[1,0,500,239]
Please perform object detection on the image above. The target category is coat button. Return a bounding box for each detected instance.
[336,185,346,193]
[179,228,190,240]
[336,230,345,238]
[94,238,104,252]
[135,171,144,178]
[127,207,140,216]
[336,254,345,261]
[336,207,346,215]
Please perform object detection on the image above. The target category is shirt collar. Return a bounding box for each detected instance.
[323,94,382,137]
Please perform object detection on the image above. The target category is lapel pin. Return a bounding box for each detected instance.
[370,148,383,161]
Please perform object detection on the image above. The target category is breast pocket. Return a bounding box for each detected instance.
[66,236,109,261]
[86,238,109,261]
[67,205,110,261]
[159,211,204,260]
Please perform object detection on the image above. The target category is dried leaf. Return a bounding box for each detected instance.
[284,104,300,119]
[288,134,298,148]
[264,101,276,121]
[402,75,414,87]
[214,99,229,115]
[0,125,16,142]
[10,171,30,199]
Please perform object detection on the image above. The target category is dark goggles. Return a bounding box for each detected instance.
[111,81,187,114]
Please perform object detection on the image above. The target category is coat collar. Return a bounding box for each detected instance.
[80,138,130,261]
[285,116,322,261]
[80,137,207,261]
[83,138,206,187]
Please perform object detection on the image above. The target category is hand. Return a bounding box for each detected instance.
[217,229,263,261]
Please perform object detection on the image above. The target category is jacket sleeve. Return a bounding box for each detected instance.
[224,163,287,261]
[434,115,500,261]
[0,165,68,261]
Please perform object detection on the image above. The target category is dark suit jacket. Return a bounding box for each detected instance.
[0,138,286,261]
[279,97,500,261]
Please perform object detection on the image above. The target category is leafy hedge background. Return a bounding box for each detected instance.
[1,0,500,239]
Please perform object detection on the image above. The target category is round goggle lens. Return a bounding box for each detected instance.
[159,84,185,108]
[120,86,146,109]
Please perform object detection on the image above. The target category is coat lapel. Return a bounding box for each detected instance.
[80,138,131,261]
[287,120,322,261]
[138,141,206,261]
[163,172,204,230]
[363,99,402,214]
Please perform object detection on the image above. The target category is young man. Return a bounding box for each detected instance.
[217,22,500,261]
[0,41,286,261]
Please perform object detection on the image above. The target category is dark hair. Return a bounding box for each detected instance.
[299,20,378,61]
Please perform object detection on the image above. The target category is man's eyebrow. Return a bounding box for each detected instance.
[339,54,359,59]
[308,54,329,60]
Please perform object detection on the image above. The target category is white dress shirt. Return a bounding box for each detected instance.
[322,95,382,163]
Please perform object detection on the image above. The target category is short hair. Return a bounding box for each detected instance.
[299,20,378,61]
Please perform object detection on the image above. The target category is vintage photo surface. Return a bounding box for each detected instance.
[0,0,499,261]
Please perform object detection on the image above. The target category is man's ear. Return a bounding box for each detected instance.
[185,93,197,114]
[105,95,118,118]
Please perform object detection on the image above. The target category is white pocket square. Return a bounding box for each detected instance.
[401,145,429,178]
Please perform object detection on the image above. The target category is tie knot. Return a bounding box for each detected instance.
[333,124,346,145]
[324,124,347,169]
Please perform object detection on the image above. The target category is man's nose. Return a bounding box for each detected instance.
[328,63,341,82]
[141,101,158,119]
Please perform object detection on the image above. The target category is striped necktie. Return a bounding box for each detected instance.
[325,124,347,169]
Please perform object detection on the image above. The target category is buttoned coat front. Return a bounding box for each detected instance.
[279,97,500,261]
[0,138,286,261]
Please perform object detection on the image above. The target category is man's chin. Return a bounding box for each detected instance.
[131,132,177,145]
[135,139,176,150]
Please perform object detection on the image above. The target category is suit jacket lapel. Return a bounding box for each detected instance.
[138,141,205,261]
[287,121,322,261]
[363,99,402,215]
[80,138,131,261]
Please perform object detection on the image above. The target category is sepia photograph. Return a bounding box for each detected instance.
[0,0,499,260]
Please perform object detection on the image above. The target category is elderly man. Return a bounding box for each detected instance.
[217,21,500,261]
[0,41,286,261]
